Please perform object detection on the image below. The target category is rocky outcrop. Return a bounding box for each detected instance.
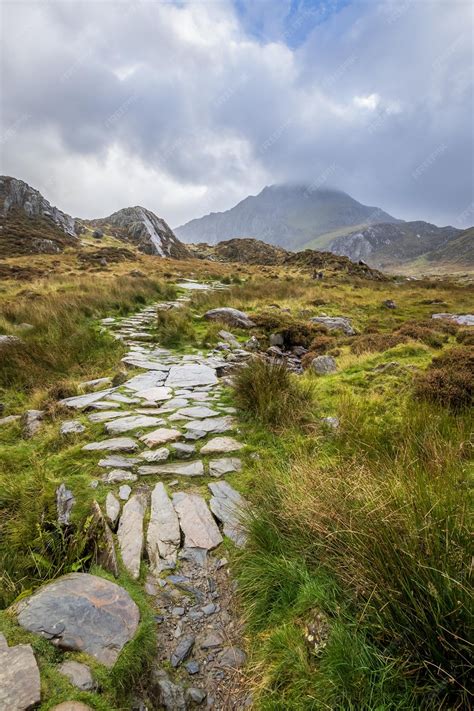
[89,206,190,258]
[0,176,76,236]
[0,633,41,711]
[204,307,255,329]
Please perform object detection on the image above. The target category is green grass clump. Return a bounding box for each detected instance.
[155,306,196,348]
[233,358,314,428]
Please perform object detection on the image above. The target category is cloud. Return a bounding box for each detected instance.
[0,0,472,228]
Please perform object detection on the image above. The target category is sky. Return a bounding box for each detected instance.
[1,0,473,228]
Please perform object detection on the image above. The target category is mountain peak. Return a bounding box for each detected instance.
[175,182,399,249]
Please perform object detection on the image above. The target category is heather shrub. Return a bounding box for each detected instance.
[415,347,473,411]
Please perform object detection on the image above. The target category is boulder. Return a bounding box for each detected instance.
[24,409,44,438]
[15,573,139,667]
[0,634,41,711]
[432,312,474,326]
[310,355,337,375]
[204,308,255,329]
[309,316,355,335]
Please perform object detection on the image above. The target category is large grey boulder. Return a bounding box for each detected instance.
[204,308,255,329]
[309,316,355,335]
[172,492,223,550]
[310,355,337,375]
[0,634,41,711]
[117,494,146,579]
[147,482,180,573]
[14,573,139,667]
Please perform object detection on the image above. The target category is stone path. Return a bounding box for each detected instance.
[59,289,251,709]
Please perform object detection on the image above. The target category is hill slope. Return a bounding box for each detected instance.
[85,207,190,259]
[329,221,468,270]
[175,184,400,249]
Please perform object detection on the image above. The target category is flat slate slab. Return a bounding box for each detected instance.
[14,573,139,667]
[200,436,245,454]
[139,447,170,462]
[57,660,95,691]
[101,469,138,484]
[0,635,41,711]
[172,493,223,550]
[184,416,235,435]
[147,482,181,574]
[165,364,217,388]
[123,372,167,392]
[60,389,114,410]
[209,457,242,477]
[175,406,220,419]
[208,481,247,547]
[83,437,138,452]
[105,492,121,526]
[60,420,86,435]
[105,415,164,435]
[98,455,139,468]
[117,494,146,579]
[136,386,173,402]
[141,427,182,447]
[89,410,132,423]
[138,461,204,477]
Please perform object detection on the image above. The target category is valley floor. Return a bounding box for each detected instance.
[0,257,472,710]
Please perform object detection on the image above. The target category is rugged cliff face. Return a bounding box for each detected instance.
[88,206,191,259]
[0,176,78,256]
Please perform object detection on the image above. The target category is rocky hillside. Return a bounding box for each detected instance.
[0,176,78,256]
[86,207,190,259]
[175,184,400,250]
[329,221,468,270]
[188,238,288,265]
[0,177,191,259]
[188,237,386,279]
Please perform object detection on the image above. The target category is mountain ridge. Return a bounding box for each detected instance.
[175,183,401,248]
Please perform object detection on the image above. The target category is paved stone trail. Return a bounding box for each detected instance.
[61,286,251,710]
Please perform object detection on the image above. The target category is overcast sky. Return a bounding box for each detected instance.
[1,0,473,228]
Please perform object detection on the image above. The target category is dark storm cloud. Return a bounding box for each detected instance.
[0,0,472,227]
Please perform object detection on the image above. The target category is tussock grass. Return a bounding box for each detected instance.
[155,306,196,347]
[233,358,315,428]
[0,274,175,395]
[237,394,473,708]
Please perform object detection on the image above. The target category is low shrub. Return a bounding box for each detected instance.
[456,329,474,346]
[308,335,334,354]
[415,346,473,411]
[252,310,321,348]
[395,320,450,348]
[233,357,314,427]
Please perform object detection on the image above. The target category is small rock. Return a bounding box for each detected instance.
[119,484,132,500]
[24,409,44,438]
[321,416,339,430]
[382,299,397,309]
[244,335,260,350]
[200,632,224,649]
[172,606,185,616]
[140,427,181,447]
[309,316,355,335]
[60,420,85,435]
[201,603,217,616]
[269,333,284,346]
[50,704,95,711]
[186,687,207,704]
[209,457,242,477]
[105,492,120,526]
[185,660,200,675]
[153,669,186,710]
[311,355,337,375]
[56,483,75,526]
[57,660,95,691]
[170,635,195,667]
[219,645,247,669]
[171,442,196,459]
